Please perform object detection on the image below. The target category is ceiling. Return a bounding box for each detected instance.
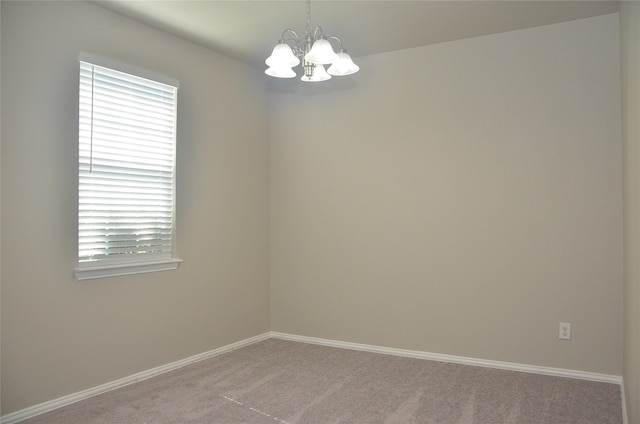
[91,0,620,69]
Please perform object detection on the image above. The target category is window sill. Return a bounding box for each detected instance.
[74,258,182,281]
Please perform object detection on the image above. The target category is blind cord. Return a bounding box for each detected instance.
[89,65,95,173]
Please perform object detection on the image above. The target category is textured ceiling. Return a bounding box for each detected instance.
[91,1,620,69]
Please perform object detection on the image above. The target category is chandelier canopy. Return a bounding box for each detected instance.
[265,1,359,82]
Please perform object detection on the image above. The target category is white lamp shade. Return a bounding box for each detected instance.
[301,64,332,82]
[327,52,360,76]
[266,43,300,68]
[265,66,297,78]
[304,37,338,65]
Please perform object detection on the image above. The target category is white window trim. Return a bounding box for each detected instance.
[74,258,183,281]
[78,53,180,88]
[75,53,182,280]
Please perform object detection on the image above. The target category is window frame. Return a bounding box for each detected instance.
[74,54,182,280]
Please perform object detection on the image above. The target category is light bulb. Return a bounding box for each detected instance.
[266,42,300,68]
[265,66,296,79]
[327,51,360,76]
[301,64,331,82]
[304,37,338,65]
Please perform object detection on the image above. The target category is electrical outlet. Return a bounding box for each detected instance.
[559,322,571,340]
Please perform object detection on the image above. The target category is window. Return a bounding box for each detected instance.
[74,55,181,280]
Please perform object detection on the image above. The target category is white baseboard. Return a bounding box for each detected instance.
[621,377,629,424]
[0,333,271,424]
[270,332,623,385]
[2,331,624,424]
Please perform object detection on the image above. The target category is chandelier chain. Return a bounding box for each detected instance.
[306,0,312,34]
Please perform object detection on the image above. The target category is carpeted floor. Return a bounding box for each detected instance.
[21,338,622,423]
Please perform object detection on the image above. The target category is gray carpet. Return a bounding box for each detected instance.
[21,338,622,423]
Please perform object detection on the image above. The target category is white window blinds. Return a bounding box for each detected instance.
[77,59,179,274]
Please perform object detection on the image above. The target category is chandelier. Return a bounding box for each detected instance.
[265,0,360,82]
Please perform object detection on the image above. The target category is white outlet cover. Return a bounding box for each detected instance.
[559,322,571,340]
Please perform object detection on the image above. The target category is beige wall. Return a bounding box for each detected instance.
[0,1,270,415]
[622,1,640,423]
[270,14,623,375]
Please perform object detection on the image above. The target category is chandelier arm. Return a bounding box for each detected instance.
[280,28,300,41]
[278,29,303,57]
[327,36,345,52]
[311,26,325,39]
